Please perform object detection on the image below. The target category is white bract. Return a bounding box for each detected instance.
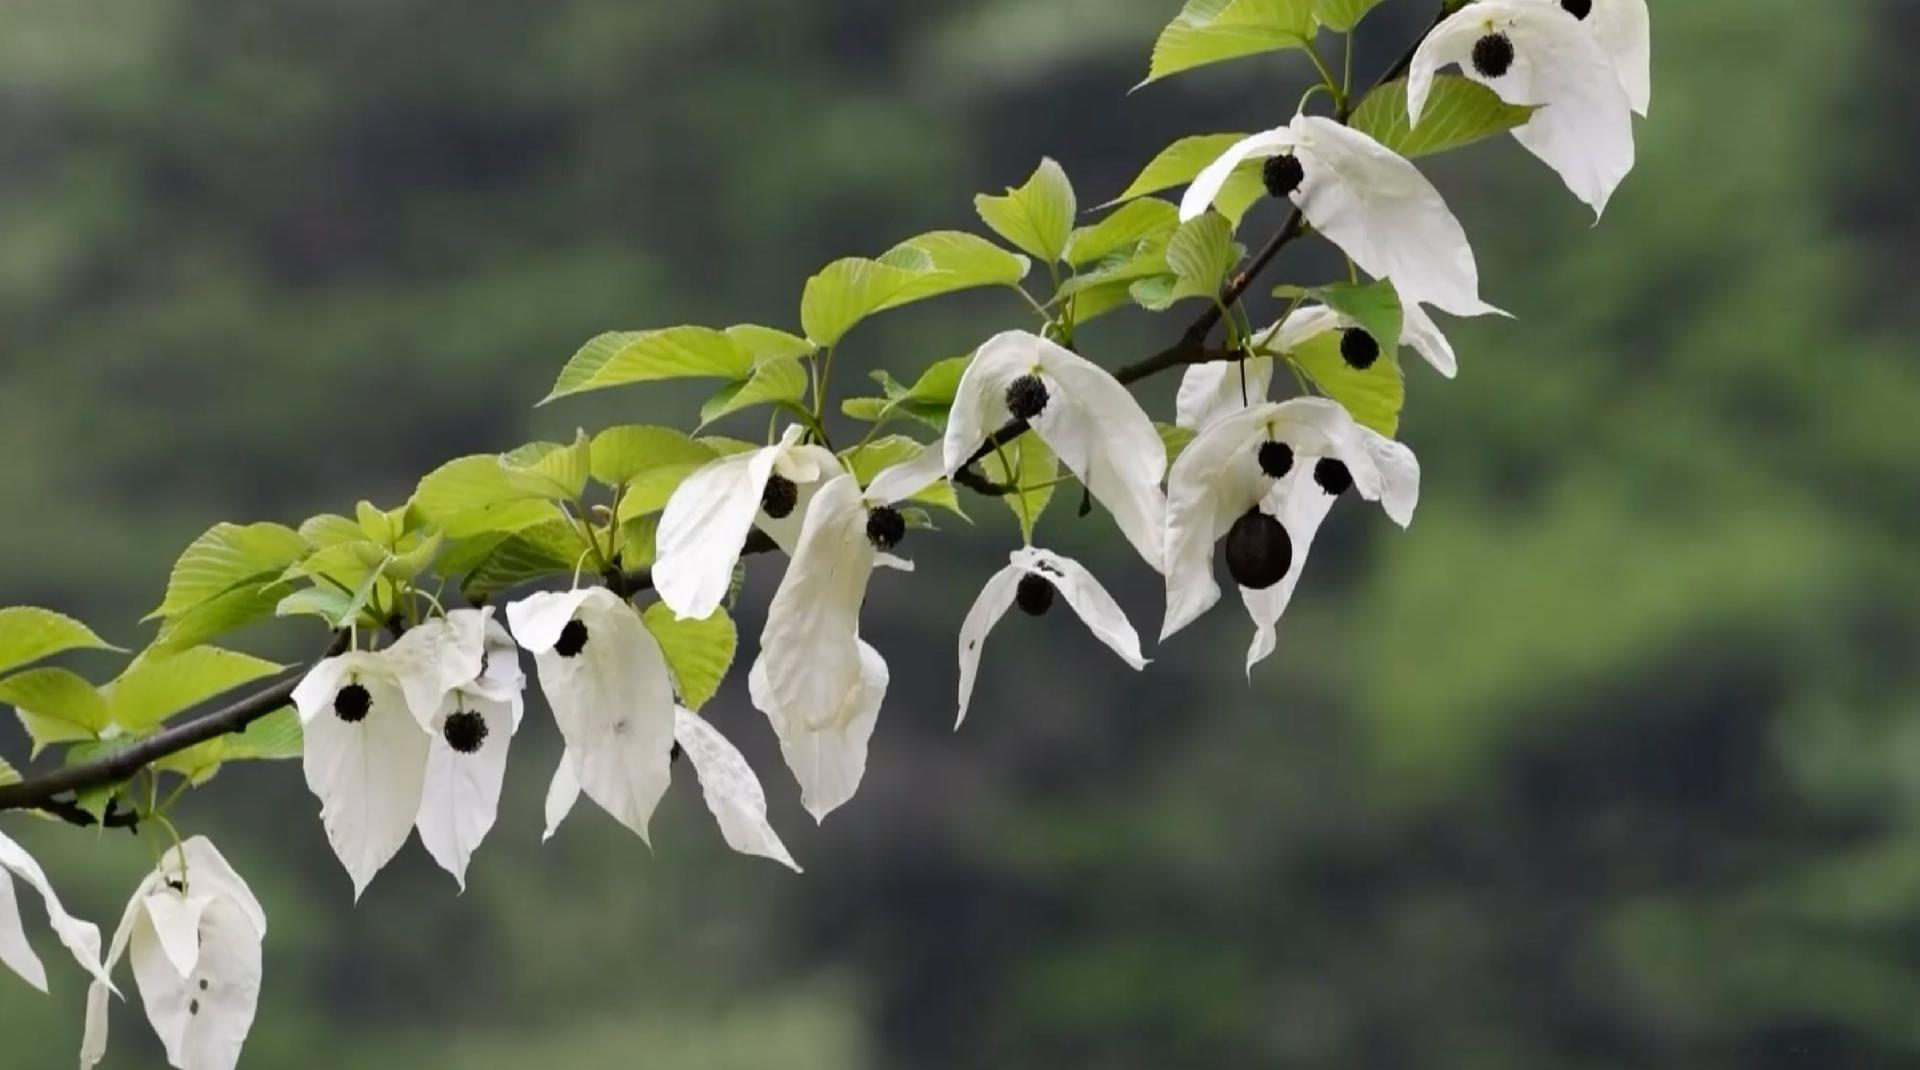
[0,826,109,993]
[1162,399,1419,672]
[955,547,1147,728]
[292,650,431,899]
[81,837,266,1070]
[1518,0,1651,115]
[1411,0,1637,215]
[406,610,526,889]
[943,330,1168,569]
[1179,114,1501,321]
[508,586,676,844]
[654,424,844,620]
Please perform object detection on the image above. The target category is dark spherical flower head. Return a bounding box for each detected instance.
[1015,572,1056,616]
[442,710,489,755]
[866,505,906,551]
[1257,440,1295,480]
[1005,374,1050,421]
[1339,328,1381,370]
[554,618,590,658]
[761,474,799,520]
[1224,508,1294,591]
[1561,0,1593,18]
[1314,458,1354,496]
[1473,32,1516,79]
[333,683,372,724]
[1262,154,1305,200]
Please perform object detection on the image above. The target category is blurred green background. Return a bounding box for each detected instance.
[4,0,1919,1066]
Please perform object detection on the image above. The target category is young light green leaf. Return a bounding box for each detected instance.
[544,326,756,404]
[974,158,1078,264]
[460,520,592,601]
[1316,279,1403,357]
[147,522,308,622]
[1311,0,1383,32]
[588,426,717,490]
[724,324,816,362]
[0,668,111,754]
[1288,331,1404,437]
[355,500,395,545]
[151,581,293,654]
[839,355,972,431]
[299,513,365,549]
[1140,0,1315,88]
[1350,76,1536,159]
[501,430,593,502]
[615,515,659,573]
[275,586,355,625]
[640,603,736,712]
[698,356,809,427]
[1109,133,1268,227]
[879,231,1031,306]
[106,647,283,734]
[0,607,120,678]
[981,435,1060,542]
[0,755,18,787]
[154,706,304,787]
[1064,198,1181,267]
[800,257,939,349]
[841,437,965,517]
[412,456,556,540]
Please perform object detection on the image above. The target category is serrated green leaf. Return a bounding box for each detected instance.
[879,231,1031,306]
[724,324,815,362]
[501,430,593,502]
[0,668,111,754]
[0,607,120,678]
[147,522,308,622]
[544,326,755,403]
[641,603,736,712]
[840,437,965,517]
[275,586,355,624]
[355,500,394,545]
[156,706,304,786]
[1110,133,1267,228]
[299,513,365,549]
[106,647,283,735]
[151,580,293,654]
[0,755,18,787]
[1166,213,1239,294]
[411,456,556,540]
[974,158,1077,264]
[460,520,591,600]
[615,515,659,573]
[1140,0,1315,88]
[981,435,1059,542]
[839,355,971,431]
[1064,198,1181,267]
[1289,331,1404,436]
[699,356,809,427]
[588,426,718,493]
[1311,0,1383,31]
[1350,75,1536,159]
[378,531,443,582]
[800,257,938,349]
[1316,280,1403,357]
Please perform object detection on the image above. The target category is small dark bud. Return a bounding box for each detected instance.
[1314,458,1354,496]
[442,710,489,755]
[1015,572,1056,617]
[333,683,372,724]
[1561,0,1593,18]
[554,619,590,658]
[670,742,684,764]
[1257,441,1295,480]
[1339,328,1381,370]
[761,474,798,520]
[1005,374,1050,421]
[1262,154,1305,199]
[866,506,906,551]
[1472,33,1516,79]
[1224,508,1294,591]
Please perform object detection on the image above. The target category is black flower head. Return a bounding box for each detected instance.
[761,474,798,520]
[1561,0,1593,19]
[866,505,906,551]
[333,683,372,724]
[1339,328,1381,371]
[1015,572,1056,616]
[1005,374,1050,421]
[442,709,489,755]
[1472,32,1516,79]
[1257,440,1295,480]
[1262,154,1305,200]
[1314,457,1354,496]
[1223,508,1294,591]
[554,618,590,658]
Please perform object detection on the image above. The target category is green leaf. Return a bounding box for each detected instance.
[154,706,304,786]
[0,668,111,754]
[106,647,283,734]
[981,435,1059,542]
[1064,198,1180,267]
[1110,133,1267,228]
[879,231,1031,306]
[63,739,137,819]
[355,500,396,545]
[1349,76,1536,159]
[1157,422,1198,464]
[1140,0,1315,88]
[460,520,591,601]
[724,324,816,362]
[974,158,1077,264]
[1288,330,1404,437]
[501,430,593,502]
[151,580,293,654]
[588,426,717,491]
[614,515,659,572]
[800,257,938,349]
[299,513,365,549]
[147,522,308,622]
[1316,279,1403,356]
[1311,0,1383,31]
[699,356,809,427]
[840,355,972,431]
[0,607,120,678]
[411,456,556,540]
[641,603,736,712]
[841,437,965,517]
[1167,213,1239,294]
[543,326,755,403]
[370,531,443,583]
[0,755,18,787]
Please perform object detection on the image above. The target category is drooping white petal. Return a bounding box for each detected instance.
[383,609,488,730]
[1357,426,1421,528]
[1015,548,1149,672]
[1177,128,1296,222]
[294,653,430,898]
[1175,356,1274,432]
[140,894,209,980]
[0,827,108,993]
[863,440,949,507]
[508,588,676,844]
[954,562,1023,729]
[654,442,784,621]
[541,753,581,843]
[1411,1,1635,216]
[1590,0,1651,116]
[415,696,516,889]
[672,708,800,872]
[465,615,527,729]
[941,332,1026,476]
[750,638,890,824]
[1396,296,1458,379]
[1240,468,1340,673]
[758,475,877,739]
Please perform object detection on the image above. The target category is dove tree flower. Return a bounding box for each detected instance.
[81,836,266,1070]
[405,610,526,889]
[508,586,676,843]
[0,826,108,993]
[943,330,1168,568]
[956,547,1147,728]
[654,424,844,620]
[1162,399,1419,672]
[1410,0,1639,215]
